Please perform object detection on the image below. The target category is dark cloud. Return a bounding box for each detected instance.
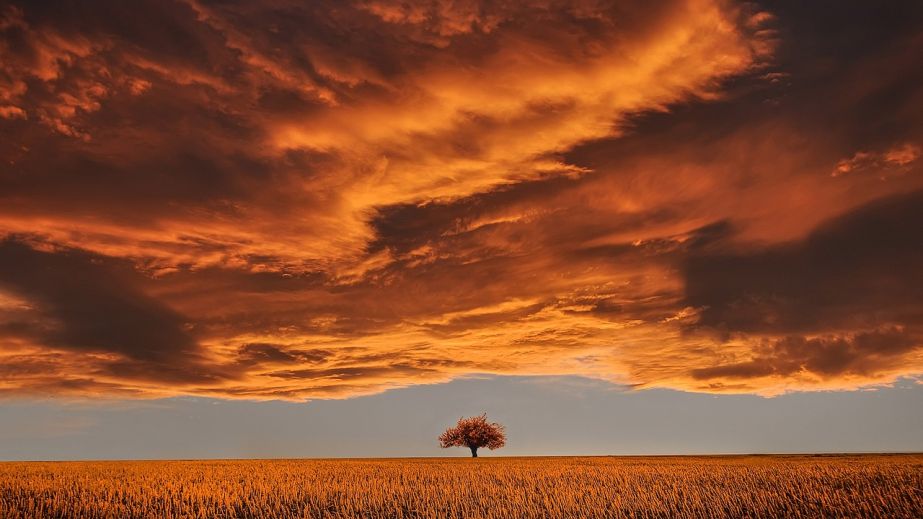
[0,239,197,361]
[684,190,923,334]
[368,176,572,255]
[237,343,331,366]
[0,238,230,387]
[691,328,919,381]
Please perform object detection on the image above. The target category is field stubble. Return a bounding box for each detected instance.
[0,455,920,518]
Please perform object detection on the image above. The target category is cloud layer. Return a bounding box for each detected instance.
[1,0,921,399]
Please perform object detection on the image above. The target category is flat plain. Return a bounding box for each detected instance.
[1,455,920,518]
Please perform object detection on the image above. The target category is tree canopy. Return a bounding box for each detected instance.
[439,414,506,457]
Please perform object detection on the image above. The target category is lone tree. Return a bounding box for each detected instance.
[438,414,506,457]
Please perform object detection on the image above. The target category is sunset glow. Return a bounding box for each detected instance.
[1,0,921,401]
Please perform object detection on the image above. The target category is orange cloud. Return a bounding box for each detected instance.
[0,0,921,400]
[832,142,920,178]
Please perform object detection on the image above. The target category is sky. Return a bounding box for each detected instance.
[3,376,922,460]
[0,0,921,458]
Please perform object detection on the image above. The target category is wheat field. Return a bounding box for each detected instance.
[1,455,920,518]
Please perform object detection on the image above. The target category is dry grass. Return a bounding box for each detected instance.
[1,455,920,518]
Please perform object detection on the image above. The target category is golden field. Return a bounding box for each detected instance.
[1,455,921,518]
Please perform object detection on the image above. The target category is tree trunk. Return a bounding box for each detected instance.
[470,446,478,458]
